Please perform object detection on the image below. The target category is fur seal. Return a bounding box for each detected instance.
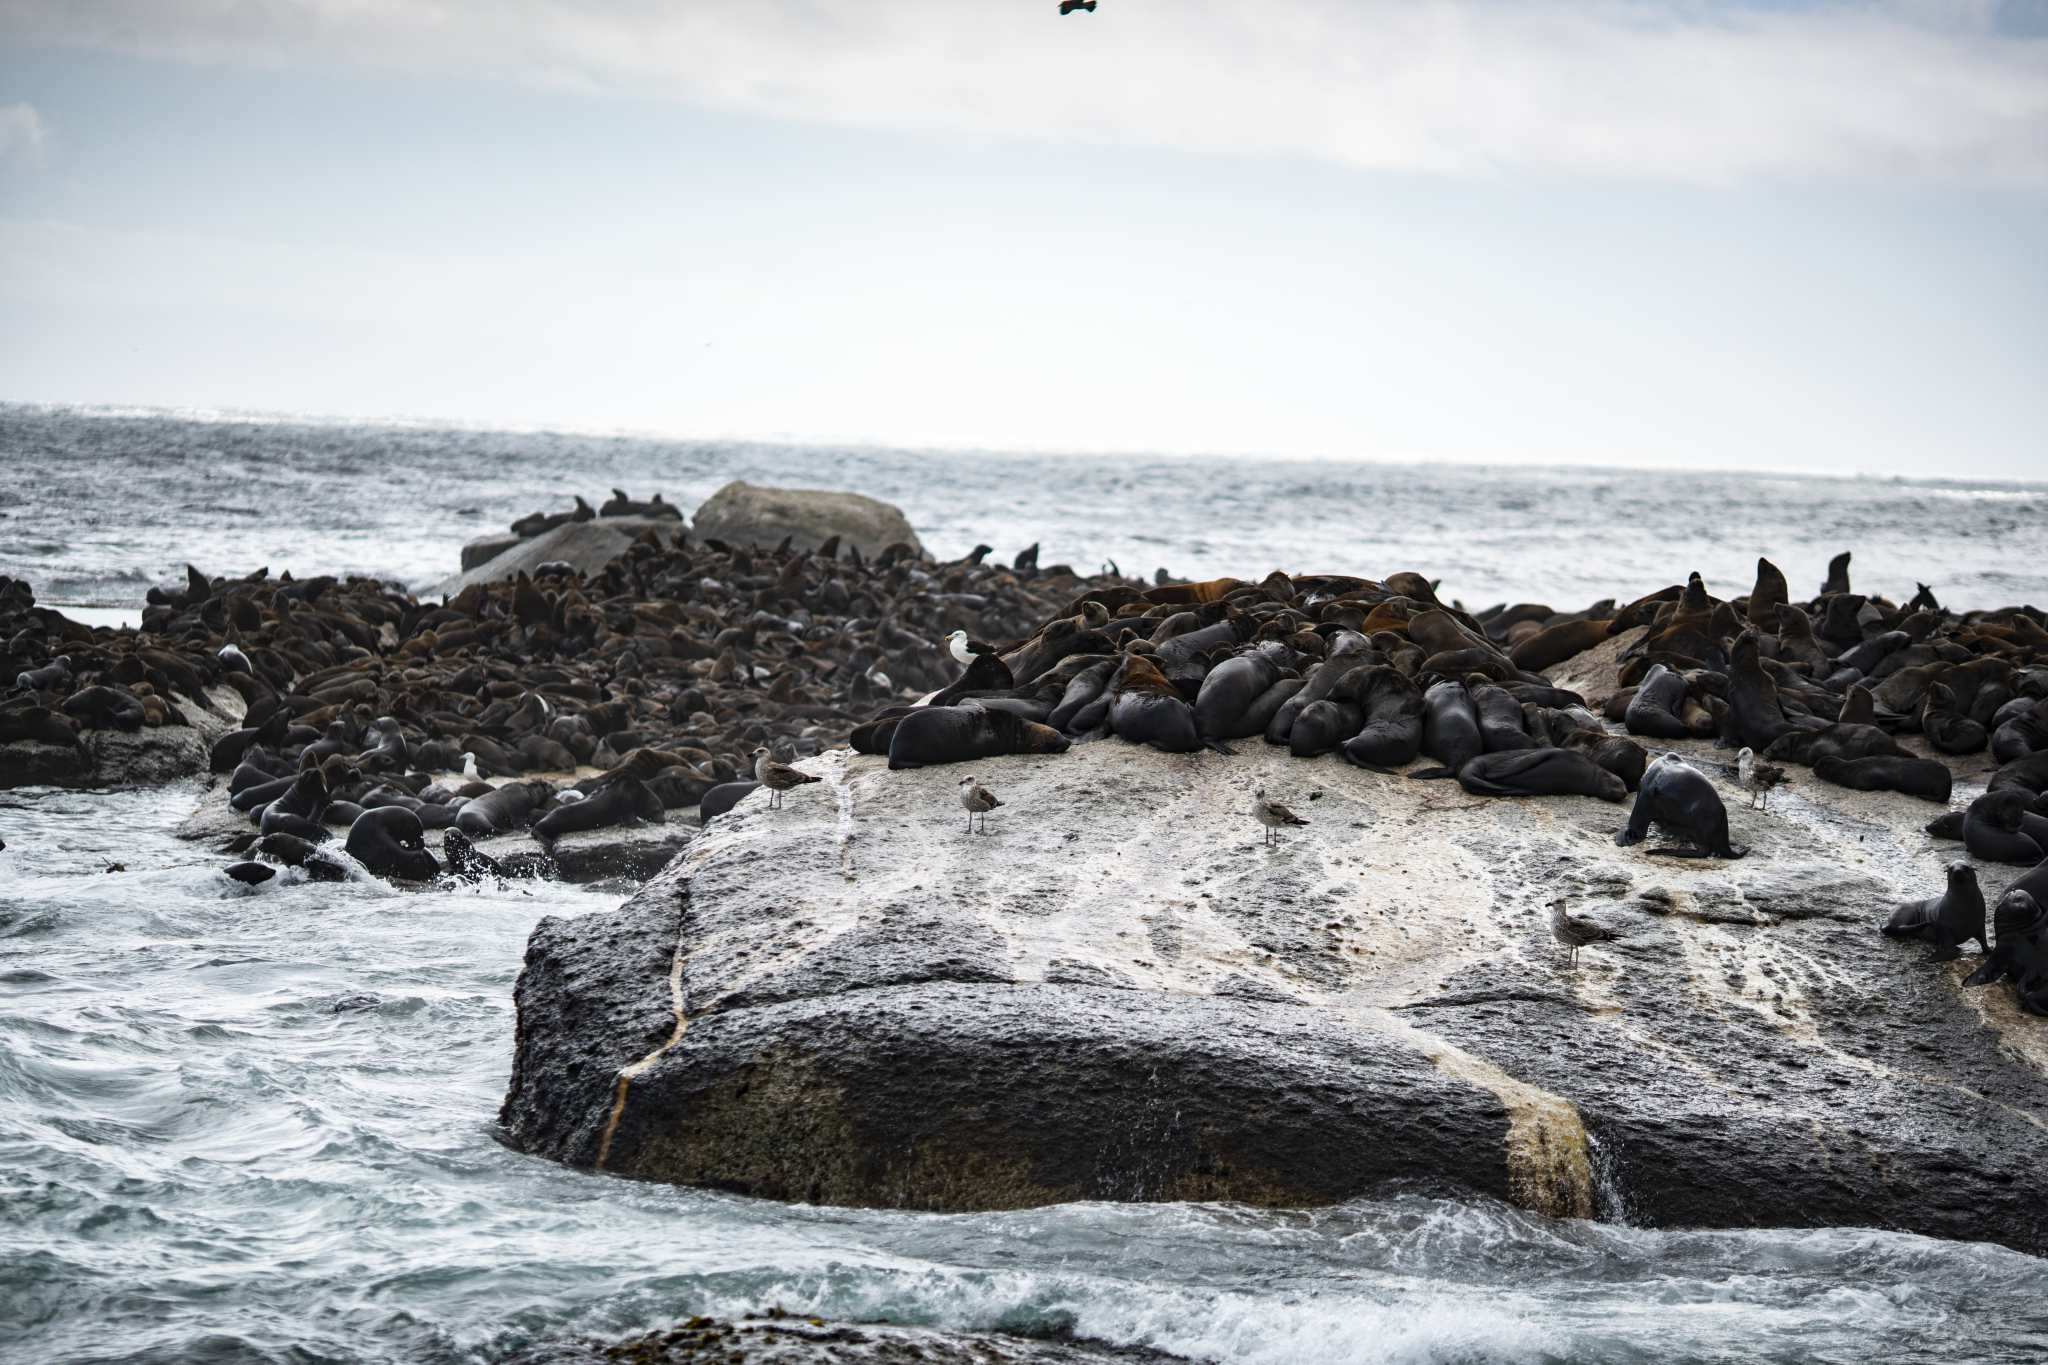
[698,781,762,822]
[1718,629,1793,752]
[1962,790,2048,865]
[532,775,664,847]
[1746,557,1790,631]
[59,686,145,732]
[1964,870,2048,987]
[1418,681,1484,773]
[1340,667,1426,769]
[1457,748,1627,802]
[344,806,441,880]
[1559,730,1650,791]
[1812,753,1952,803]
[1194,654,1282,740]
[888,703,1071,770]
[1507,618,1612,673]
[1470,682,1538,752]
[1108,655,1209,753]
[1289,699,1363,758]
[224,861,275,886]
[1920,683,1988,755]
[441,828,503,882]
[455,779,554,836]
[1615,753,1747,858]
[1763,723,1901,767]
[1049,659,1120,732]
[1624,664,1693,741]
[258,770,332,840]
[1881,860,1986,961]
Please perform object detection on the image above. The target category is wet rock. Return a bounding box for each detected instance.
[508,1313,1186,1365]
[503,739,2048,1254]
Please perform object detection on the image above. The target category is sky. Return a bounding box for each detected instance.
[0,1,2044,476]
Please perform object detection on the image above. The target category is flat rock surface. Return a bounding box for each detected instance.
[503,732,2048,1251]
[429,517,680,598]
[3,686,246,790]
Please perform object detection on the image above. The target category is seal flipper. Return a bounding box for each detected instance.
[1645,846,1714,859]
[1408,766,1456,780]
[1203,738,1239,756]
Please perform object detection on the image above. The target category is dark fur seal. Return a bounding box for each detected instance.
[1625,664,1693,741]
[698,781,762,822]
[60,686,145,731]
[1341,667,1426,769]
[1458,748,1627,802]
[1962,791,2048,865]
[888,703,1071,770]
[1419,680,1484,773]
[1289,700,1363,758]
[1560,730,1650,791]
[1812,754,1952,803]
[1718,630,1793,752]
[258,770,331,840]
[1470,682,1538,752]
[224,861,275,886]
[1615,753,1747,858]
[440,829,503,882]
[455,779,555,836]
[344,806,441,881]
[1963,856,2048,985]
[1194,654,1281,740]
[1050,659,1120,732]
[231,773,298,813]
[1108,655,1209,753]
[1763,723,1901,767]
[1920,683,1987,755]
[1881,860,1986,961]
[531,775,664,847]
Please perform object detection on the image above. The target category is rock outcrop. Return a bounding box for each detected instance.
[502,735,2048,1254]
[689,481,921,561]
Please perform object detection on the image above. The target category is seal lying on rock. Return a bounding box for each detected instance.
[1109,655,1211,753]
[1962,790,2048,865]
[1456,748,1627,802]
[888,702,1071,770]
[1881,860,1986,962]
[345,806,441,880]
[456,779,555,837]
[1614,753,1747,859]
[532,775,664,848]
[1812,753,1952,803]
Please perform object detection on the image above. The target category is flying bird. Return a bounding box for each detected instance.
[1060,0,1098,11]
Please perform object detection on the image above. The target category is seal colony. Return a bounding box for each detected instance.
[4,521,2046,969]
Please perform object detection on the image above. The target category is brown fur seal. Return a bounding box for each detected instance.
[1615,752,1746,858]
[888,702,1071,769]
[1881,860,1986,962]
[1457,748,1627,802]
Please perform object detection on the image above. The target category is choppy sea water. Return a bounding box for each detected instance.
[4,404,2046,612]
[7,404,2048,1364]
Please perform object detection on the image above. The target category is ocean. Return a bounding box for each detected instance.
[5,404,2048,1365]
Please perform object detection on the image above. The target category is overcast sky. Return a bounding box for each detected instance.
[1,1,2044,475]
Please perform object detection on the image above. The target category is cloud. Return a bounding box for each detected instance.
[0,102,49,165]
[4,2,2046,183]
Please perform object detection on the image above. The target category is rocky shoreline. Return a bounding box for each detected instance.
[9,484,2048,1258]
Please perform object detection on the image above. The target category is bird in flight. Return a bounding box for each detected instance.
[1060,1,1098,12]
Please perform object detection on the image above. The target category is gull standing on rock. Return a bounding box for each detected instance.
[1550,898,1616,966]
[958,776,1003,834]
[751,746,822,809]
[1251,788,1309,846]
[1737,747,1788,811]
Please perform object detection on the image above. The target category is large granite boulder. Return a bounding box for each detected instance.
[429,518,679,599]
[501,735,2048,1252]
[689,482,920,561]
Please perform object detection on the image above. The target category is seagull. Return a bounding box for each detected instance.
[461,752,482,782]
[945,630,998,666]
[1251,788,1309,846]
[1736,747,1788,811]
[958,776,1003,834]
[1550,899,1616,966]
[752,746,822,809]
